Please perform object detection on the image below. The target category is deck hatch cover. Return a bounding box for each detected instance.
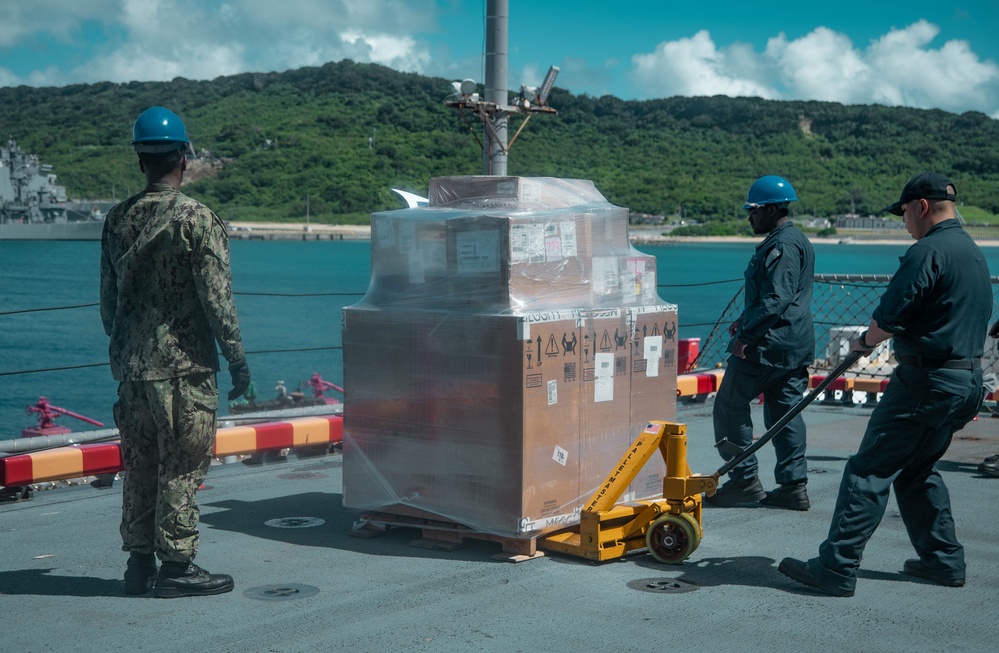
[243,584,320,601]
[264,516,325,528]
[627,577,699,594]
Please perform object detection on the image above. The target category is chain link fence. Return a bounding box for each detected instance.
[693,275,999,381]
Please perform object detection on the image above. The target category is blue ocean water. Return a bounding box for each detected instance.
[1,238,996,437]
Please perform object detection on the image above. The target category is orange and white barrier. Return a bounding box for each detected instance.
[852,377,891,396]
[675,368,896,405]
[0,415,343,488]
[214,415,343,457]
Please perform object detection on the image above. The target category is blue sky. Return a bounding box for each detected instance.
[1,1,997,117]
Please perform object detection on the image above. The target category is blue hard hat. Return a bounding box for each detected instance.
[743,175,798,209]
[131,106,189,152]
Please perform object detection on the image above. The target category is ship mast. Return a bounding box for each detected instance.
[483,0,509,175]
[445,0,559,176]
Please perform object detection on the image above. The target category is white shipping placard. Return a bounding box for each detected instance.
[592,257,620,296]
[594,352,614,402]
[455,230,501,273]
[559,221,577,257]
[644,335,663,377]
[510,223,546,263]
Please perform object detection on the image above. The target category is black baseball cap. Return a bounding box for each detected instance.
[882,171,957,215]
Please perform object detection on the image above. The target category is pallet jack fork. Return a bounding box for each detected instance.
[540,351,863,564]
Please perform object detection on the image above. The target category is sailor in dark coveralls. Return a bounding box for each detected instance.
[707,175,816,511]
[780,171,991,597]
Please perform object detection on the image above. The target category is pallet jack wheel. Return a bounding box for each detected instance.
[677,512,701,549]
[646,513,700,564]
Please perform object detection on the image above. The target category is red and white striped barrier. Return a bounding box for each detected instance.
[0,442,122,487]
[676,369,724,398]
[0,415,343,488]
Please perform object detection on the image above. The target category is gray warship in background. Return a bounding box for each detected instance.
[0,137,114,240]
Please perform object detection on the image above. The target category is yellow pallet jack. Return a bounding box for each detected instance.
[541,351,861,564]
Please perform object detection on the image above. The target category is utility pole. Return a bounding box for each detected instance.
[483,0,509,176]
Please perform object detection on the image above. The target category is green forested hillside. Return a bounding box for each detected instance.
[1,60,996,226]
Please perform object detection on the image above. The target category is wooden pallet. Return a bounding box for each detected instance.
[349,505,551,562]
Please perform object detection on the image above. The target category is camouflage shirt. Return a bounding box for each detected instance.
[100,183,245,381]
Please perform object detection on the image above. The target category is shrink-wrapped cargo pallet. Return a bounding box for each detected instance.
[343,177,678,538]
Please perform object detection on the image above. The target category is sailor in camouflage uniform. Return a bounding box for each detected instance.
[100,106,250,598]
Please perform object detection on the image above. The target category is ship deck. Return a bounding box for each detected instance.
[2,398,998,653]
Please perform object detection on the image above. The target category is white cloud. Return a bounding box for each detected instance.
[0,66,19,87]
[765,28,870,104]
[631,30,777,100]
[340,32,430,72]
[0,0,437,86]
[80,42,247,87]
[629,22,999,115]
[229,0,433,32]
[2,3,996,117]
[861,20,999,112]
[0,0,118,47]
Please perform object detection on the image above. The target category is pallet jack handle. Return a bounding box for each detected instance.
[712,350,863,481]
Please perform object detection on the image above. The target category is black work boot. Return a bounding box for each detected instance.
[154,561,234,598]
[124,552,158,595]
[760,483,811,511]
[978,454,999,477]
[704,477,766,507]
[902,559,966,587]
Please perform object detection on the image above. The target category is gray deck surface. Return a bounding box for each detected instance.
[3,400,997,653]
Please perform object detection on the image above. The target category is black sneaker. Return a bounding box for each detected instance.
[124,552,158,595]
[902,559,965,587]
[154,562,234,599]
[704,477,766,507]
[977,455,999,477]
[760,483,810,511]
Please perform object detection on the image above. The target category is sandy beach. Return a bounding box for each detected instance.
[634,234,999,246]
[228,221,999,246]
[226,221,372,240]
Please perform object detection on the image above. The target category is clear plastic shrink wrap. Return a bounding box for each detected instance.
[342,176,679,538]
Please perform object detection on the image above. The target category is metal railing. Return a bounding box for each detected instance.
[694,275,999,379]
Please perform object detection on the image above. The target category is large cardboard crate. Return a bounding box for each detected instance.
[428,176,608,209]
[365,178,652,311]
[365,214,657,311]
[342,304,678,537]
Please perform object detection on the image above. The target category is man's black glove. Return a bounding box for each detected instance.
[228,356,251,401]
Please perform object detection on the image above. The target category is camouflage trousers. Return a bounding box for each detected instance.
[115,372,218,562]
